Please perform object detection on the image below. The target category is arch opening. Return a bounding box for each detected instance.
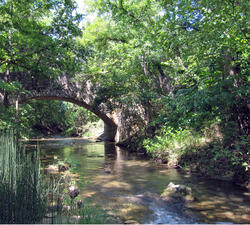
[17,96,117,142]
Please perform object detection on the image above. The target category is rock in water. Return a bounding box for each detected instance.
[68,185,80,199]
[58,164,69,172]
[161,182,195,201]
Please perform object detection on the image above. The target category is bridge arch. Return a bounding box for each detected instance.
[0,72,118,142]
[18,96,117,142]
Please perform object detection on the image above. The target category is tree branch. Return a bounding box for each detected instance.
[107,0,140,23]
[153,60,173,96]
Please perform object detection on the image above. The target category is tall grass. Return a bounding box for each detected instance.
[78,203,110,224]
[0,131,48,224]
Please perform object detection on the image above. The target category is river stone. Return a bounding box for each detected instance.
[161,182,194,201]
[68,185,80,199]
[45,165,58,172]
[58,164,69,172]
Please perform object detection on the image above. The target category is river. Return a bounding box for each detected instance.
[25,137,250,224]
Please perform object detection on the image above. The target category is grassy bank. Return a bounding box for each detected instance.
[143,124,249,185]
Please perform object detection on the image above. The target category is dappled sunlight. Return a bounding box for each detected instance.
[122,160,152,168]
[102,181,132,190]
[80,190,97,198]
[118,203,151,222]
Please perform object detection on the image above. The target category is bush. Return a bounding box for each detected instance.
[143,125,249,184]
[143,127,201,165]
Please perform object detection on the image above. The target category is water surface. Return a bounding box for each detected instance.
[26,138,250,224]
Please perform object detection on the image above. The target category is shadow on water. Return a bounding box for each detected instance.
[24,138,250,224]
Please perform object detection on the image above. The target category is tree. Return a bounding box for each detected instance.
[81,0,249,134]
[0,0,87,135]
[78,0,249,181]
[0,0,83,87]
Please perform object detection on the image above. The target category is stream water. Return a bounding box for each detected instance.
[26,137,250,224]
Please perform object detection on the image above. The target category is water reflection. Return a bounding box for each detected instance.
[24,138,250,224]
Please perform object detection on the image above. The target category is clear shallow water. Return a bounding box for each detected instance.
[25,138,250,224]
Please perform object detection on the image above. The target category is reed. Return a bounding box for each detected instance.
[0,131,48,224]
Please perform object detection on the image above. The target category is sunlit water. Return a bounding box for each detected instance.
[25,138,250,224]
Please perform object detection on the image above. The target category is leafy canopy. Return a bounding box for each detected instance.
[0,0,84,79]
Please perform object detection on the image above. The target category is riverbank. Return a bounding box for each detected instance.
[118,131,250,188]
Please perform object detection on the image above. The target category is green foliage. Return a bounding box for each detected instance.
[0,0,83,79]
[0,100,100,138]
[144,124,249,182]
[143,127,202,165]
[180,134,249,183]
[63,102,100,137]
[0,105,36,138]
[0,101,64,137]
[64,103,100,136]
[64,127,78,137]
[78,0,249,182]
[0,0,87,137]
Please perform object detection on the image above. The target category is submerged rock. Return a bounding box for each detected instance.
[124,219,139,224]
[161,182,195,201]
[104,169,111,174]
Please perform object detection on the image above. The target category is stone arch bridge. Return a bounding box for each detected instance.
[0,72,121,142]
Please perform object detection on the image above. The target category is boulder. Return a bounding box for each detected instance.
[161,182,195,201]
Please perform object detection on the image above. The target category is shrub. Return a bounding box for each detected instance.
[143,127,201,165]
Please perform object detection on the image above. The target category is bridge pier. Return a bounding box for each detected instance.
[97,123,117,142]
[104,123,117,142]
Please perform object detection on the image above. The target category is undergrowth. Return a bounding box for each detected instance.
[143,124,249,184]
